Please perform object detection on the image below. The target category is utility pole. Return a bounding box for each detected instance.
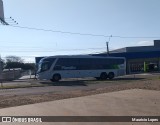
[106,35,112,56]
[106,42,109,55]
[0,0,8,25]
[0,55,2,86]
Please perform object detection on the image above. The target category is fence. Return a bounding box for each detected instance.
[1,69,22,81]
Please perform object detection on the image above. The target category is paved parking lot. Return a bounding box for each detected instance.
[0,73,159,111]
[0,89,160,125]
[0,73,159,96]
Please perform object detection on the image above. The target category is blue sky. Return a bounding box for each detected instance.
[0,0,160,62]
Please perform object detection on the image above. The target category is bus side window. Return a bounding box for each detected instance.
[54,65,62,70]
[78,58,92,70]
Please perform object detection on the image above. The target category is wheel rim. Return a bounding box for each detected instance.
[109,73,114,79]
[101,73,107,79]
[54,75,60,81]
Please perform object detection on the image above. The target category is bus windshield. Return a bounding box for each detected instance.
[37,58,56,73]
[37,61,49,73]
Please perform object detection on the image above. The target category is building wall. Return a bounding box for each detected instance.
[126,46,160,52]
[95,51,160,74]
[127,58,160,74]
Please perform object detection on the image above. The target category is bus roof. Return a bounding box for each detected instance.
[40,55,125,61]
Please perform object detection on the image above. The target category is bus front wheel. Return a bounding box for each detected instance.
[108,72,114,80]
[51,74,61,82]
[100,72,107,80]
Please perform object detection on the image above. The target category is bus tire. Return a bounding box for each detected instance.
[100,72,107,80]
[52,74,61,82]
[108,72,114,80]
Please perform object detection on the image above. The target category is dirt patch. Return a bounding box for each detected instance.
[0,76,160,109]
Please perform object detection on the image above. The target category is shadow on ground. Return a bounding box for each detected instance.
[113,77,145,81]
[0,77,145,87]
[40,80,88,86]
[39,77,145,86]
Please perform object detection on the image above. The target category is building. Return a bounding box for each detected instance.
[35,40,160,74]
[95,40,160,74]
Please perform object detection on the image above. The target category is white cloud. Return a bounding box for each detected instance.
[137,41,153,46]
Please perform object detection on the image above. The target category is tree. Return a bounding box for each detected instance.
[0,58,5,70]
[5,56,24,63]
[4,56,35,70]
[23,63,35,70]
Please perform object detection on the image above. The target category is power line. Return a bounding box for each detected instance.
[8,25,110,38]
[1,25,160,39]
[0,45,101,54]
[0,45,57,49]
[0,47,106,52]
[114,36,160,39]
[0,45,106,50]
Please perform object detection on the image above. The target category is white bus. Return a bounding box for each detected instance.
[36,55,126,82]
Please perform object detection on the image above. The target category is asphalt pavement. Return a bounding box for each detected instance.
[0,73,159,96]
[0,89,159,125]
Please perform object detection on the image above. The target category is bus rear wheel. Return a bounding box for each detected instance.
[100,72,107,80]
[108,72,114,80]
[51,74,61,82]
